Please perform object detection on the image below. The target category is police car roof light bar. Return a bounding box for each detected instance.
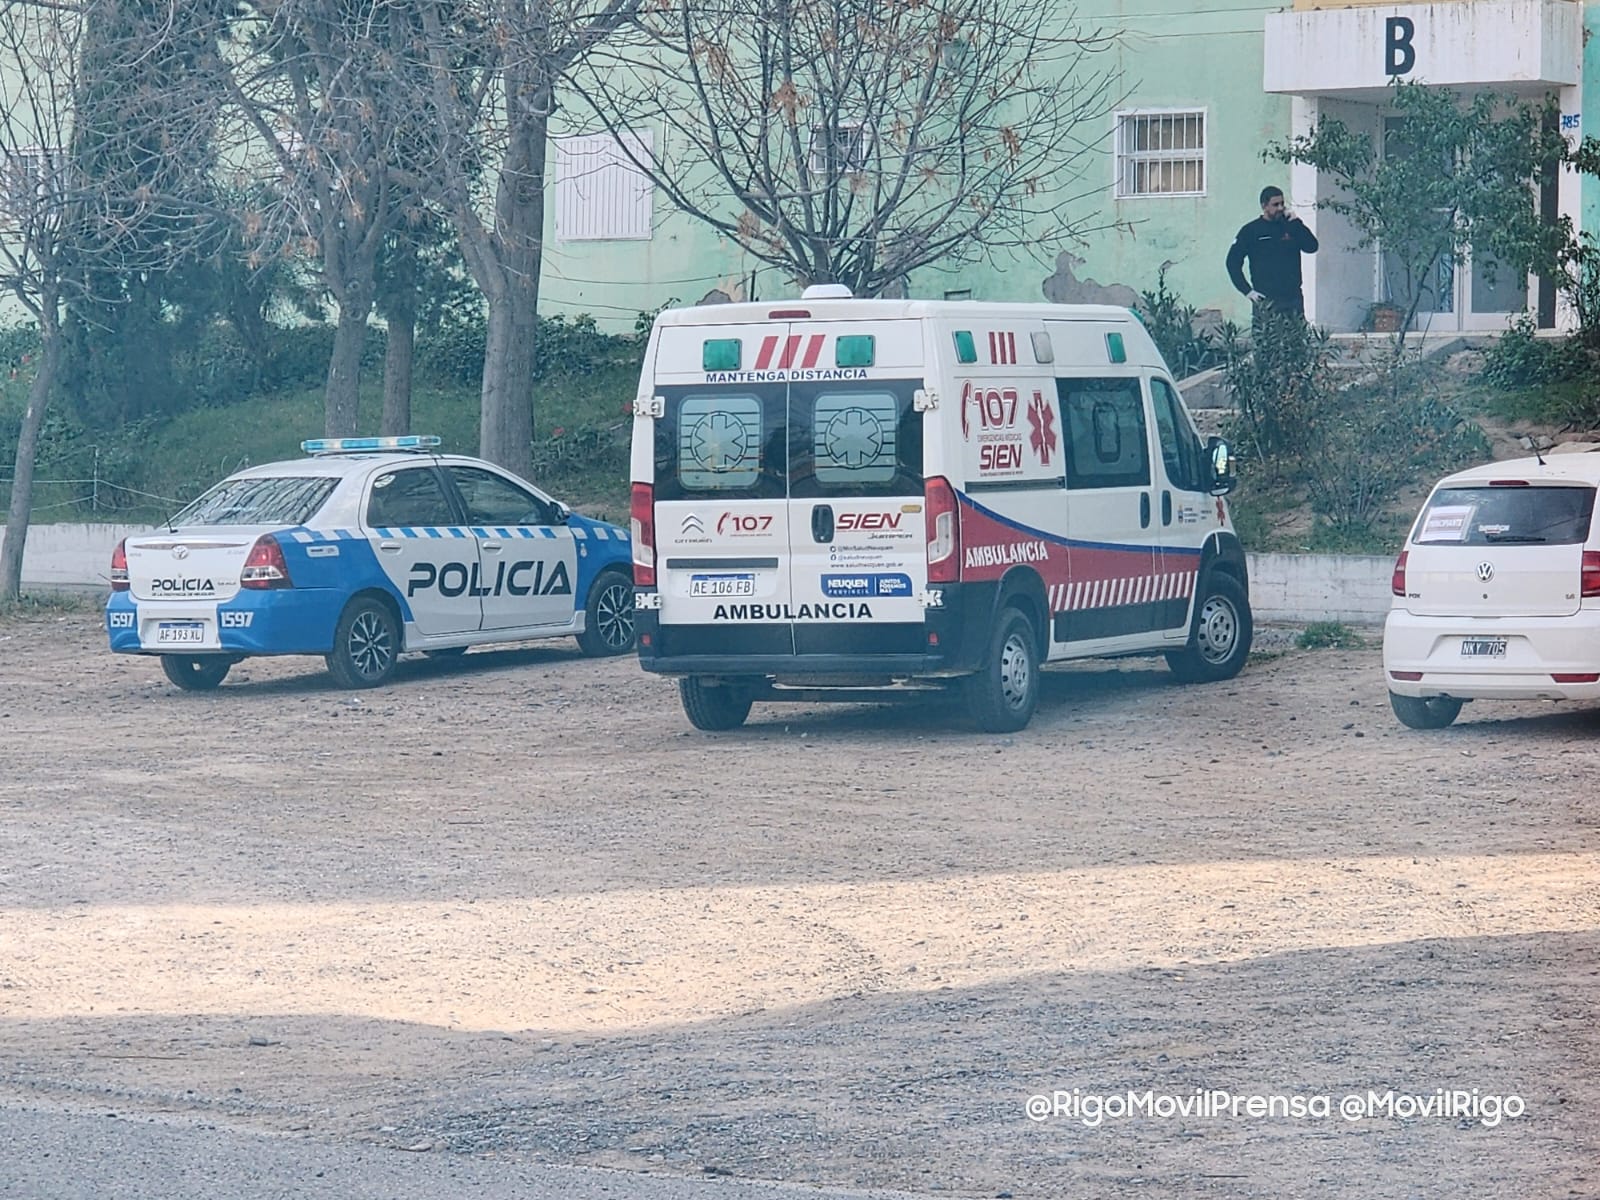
[301,435,442,455]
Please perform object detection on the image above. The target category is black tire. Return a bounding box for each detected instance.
[577,570,636,656]
[1166,571,1253,684]
[963,607,1040,733]
[1390,691,1463,730]
[679,676,754,731]
[160,654,232,691]
[326,595,400,689]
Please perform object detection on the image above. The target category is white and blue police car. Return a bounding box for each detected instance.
[106,436,635,690]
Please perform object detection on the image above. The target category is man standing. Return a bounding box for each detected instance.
[1226,186,1319,322]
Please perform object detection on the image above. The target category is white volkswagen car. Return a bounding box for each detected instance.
[106,436,636,690]
[1383,447,1600,729]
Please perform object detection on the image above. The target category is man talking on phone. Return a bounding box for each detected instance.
[1226,186,1319,325]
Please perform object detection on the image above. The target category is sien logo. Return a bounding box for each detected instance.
[836,512,903,532]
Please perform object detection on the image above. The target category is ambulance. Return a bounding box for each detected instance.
[628,289,1249,732]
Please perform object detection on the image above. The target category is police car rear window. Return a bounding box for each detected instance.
[171,476,338,527]
[1416,485,1596,546]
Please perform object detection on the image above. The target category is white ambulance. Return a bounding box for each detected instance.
[628,289,1249,732]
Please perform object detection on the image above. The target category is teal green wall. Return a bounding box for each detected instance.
[539,2,1287,331]
[1584,4,1600,237]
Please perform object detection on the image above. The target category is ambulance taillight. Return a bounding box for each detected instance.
[631,483,656,587]
[925,476,961,584]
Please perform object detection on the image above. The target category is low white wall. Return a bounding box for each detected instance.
[11,523,1397,626]
[2,522,154,591]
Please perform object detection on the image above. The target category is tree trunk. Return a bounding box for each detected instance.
[381,310,414,438]
[479,297,537,472]
[0,321,63,602]
[324,298,369,437]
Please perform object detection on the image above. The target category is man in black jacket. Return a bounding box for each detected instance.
[1226,186,1319,322]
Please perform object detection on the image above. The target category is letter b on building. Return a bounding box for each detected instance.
[1385,17,1415,76]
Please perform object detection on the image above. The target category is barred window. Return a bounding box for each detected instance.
[0,146,64,223]
[1115,111,1205,198]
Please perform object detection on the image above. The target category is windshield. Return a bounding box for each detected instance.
[1414,484,1596,546]
[170,475,339,527]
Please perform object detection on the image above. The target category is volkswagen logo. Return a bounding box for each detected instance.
[172,545,190,560]
[1476,561,1494,583]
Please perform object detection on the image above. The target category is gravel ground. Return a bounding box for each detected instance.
[1,609,1597,1198]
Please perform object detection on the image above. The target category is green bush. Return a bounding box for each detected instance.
[1136,265,1223,379]
[1296,621,1365,650]
[1480,312,1588,390]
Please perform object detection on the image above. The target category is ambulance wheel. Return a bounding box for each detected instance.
[1389,692,1463,730]
[964,608,1039,733]
[577,570,636,656]
[1166,572,1252,684]
[679,676,753,731]
[326,596,399,689]
[161,654,232,691]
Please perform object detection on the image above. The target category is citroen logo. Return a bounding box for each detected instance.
[680,514,705,534]
[1476,561,1494,583]
[172,545,190,560]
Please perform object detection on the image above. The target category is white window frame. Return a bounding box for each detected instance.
[553,130,654,243]
[809,119,873,176]
[1113,108,1207,199]
[0,145,64,223]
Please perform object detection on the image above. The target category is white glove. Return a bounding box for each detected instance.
[1247,290,1265,303]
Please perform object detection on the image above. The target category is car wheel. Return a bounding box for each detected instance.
[1389,691,1463,730]
[963,607,1040,733]
[160,654,232,691]
[326,596,399,689]
[679,676,754,731]
[1166,571,1253,684]
[577,570,636,656]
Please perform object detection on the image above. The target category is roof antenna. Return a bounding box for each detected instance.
[1519,434,1547,466]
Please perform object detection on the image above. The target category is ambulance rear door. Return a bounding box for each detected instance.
[650,322,798,658]
[785,319,927,658]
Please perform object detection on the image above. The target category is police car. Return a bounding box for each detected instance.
[106,436,635,690]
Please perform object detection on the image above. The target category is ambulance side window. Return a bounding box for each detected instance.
[366,467,455,528]
[1057,377,1149,490]
[1149,378,1206,492]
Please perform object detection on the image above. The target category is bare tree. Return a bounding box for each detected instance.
[0,0,224,601]
[406,0,639,472]
[568,0,1121,296]
[212,0,428,437]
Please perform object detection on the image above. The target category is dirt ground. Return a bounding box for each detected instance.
[2,609,1598,1198]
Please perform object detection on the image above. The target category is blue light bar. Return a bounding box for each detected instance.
[301,435,442,455]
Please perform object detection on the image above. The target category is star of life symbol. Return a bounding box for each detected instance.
[689,411,750,473]
[824,407,884,469]
[1027,392,1057,464]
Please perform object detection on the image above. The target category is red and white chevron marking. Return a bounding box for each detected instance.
[755,333,825,370]
[1047,570,1194,613]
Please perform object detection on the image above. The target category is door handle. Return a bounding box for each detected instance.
[481,542,503,552]
[1139,493,1151,529]
[379,541,402,553]
[1162,490,1172,525]
[812,504,835,543]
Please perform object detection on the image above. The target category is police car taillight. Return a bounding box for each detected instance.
[1391,550,1407,597]
[925,476,961,584]
[631,483,656,587]
[240,534,293,589]
[110,539,129,592]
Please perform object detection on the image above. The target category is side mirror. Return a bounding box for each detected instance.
[1207,436,1237,496]
[550,500,572,525]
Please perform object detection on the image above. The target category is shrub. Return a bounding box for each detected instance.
[1136,265,1222,379]
[1296,621,1364,650]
